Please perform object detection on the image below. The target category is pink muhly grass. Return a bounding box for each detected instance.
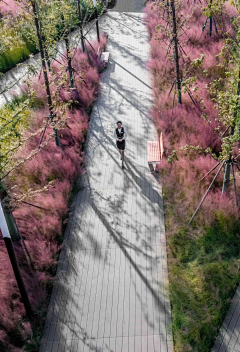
[0,0,21,16]
[145,0,239,224]
[0,34,107,351]
[145,2,240,351]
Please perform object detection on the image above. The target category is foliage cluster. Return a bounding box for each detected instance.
[144,1,240,351]
[0,32,107,352]
[0,0,103,73]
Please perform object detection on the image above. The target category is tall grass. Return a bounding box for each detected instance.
[0,24,37,73]
[0,33,107,352]
[0,0,103,73]
[144,1,240,351]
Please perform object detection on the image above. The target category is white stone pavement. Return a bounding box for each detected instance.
[39,12,174,352]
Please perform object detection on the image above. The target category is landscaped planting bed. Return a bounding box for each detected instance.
[0,0,103,74]
[144,1,240,351]
[0,33,107,352]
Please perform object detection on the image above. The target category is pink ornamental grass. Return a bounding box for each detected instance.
[144,0,238,220]
[0,33,107,352]
[145,3,239,351]
[0,0,21,16]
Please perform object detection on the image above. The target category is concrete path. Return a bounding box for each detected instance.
[39,11,173,352]
[212,285,240,352]
[0,12,102,108]
[111,0,145,12]
[0,1,143,108]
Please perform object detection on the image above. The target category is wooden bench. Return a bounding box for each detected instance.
[147,132,164,173]
[97,46,110,71]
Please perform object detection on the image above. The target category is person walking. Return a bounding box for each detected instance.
[114,121,127,163]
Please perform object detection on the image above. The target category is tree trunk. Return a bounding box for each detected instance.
[62,15,74,88]
[94,7,100,42]
[0,207,33,321]
[209,0,213,37]
[209,16,213,37]
[223,70,240,193]
[170,0,182,104]
[222,160,231,193]
[237,70,240,147]
[0,189,19,241]
[31,0,61,147]
[77,0,85,52]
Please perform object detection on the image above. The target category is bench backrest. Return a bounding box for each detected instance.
[147,132,163,162]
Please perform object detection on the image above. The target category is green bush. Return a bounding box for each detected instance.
[169,214,240,352]
[0,21,37,73]
[0,43,31,72]
[0,0,103,74]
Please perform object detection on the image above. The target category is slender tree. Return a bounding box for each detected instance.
[62,14,75,88]
[170,0,182,104]
[30,0,61,146]
[77,0,85,52]
[155,0,191,106]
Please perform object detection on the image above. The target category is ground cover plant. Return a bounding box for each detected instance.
[0,0,103,73]
[144,1,240,351]
[0,31,107,351]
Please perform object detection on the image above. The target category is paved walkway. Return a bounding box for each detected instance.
[111,0,144,12]
[212,285,240,352]
[0,1,143,108]
[39,11,173,352]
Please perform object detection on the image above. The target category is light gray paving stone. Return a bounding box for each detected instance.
[85,254,103,331]
[122,336,129,351]
[218,345,227,352]
[128,248,137,337]
[135,335,142,351]
[115,337,123,352]
[213,289,240,352]
[97,248,112,338]
[141,248,149,337]
[69,339,79,352]
[147,334,155,352]
[129,336,135,351]
[156,334,165,352]
[122,256,131,338]
[91,200,110,337]
[73,250,92,339]
[89,255,105,336]
[74,339,84,352]
[167,337,174,352]
[160,337,169,352]
[43,340,53,352]
[102,337,110,351]
[109,336,116,351]
[103,248,116,337]
[57,340,66,352]
[115,251,126,337]
[142,335,148,352]
[109,248,121,337]
[39,341,47,352]
[51,340,59,352]
[134,258,143,337]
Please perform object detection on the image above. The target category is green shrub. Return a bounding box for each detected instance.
[169,214,240,352]
[0,0,103,73]
[0,44,30,72]
[0,96,31,170]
